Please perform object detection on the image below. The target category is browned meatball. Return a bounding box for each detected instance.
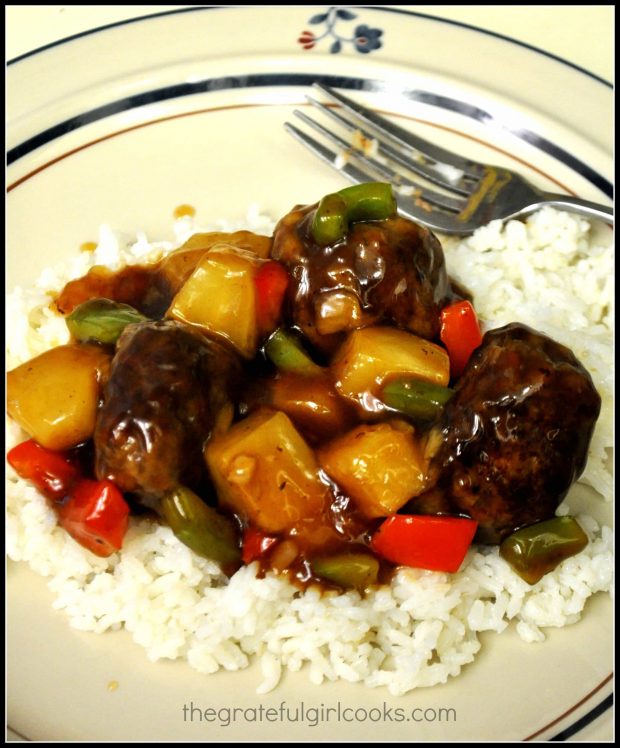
[94,320,239,504]
[410,323,601,543]
[271,204,454,354]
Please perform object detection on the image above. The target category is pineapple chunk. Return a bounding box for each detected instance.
[205,409,328,532]
[318,421,429,518]
[158,230,272,293]
[178,230,272,258]
[331,326,449,411]
[7,344,111,450]
[265,372,357,442]
[167,244,262,358]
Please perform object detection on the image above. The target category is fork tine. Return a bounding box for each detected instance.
[313,83,486,180]
[284,122,468,234]
[285,122,373,184]
[306,95,475,197]
[292,110,466,213]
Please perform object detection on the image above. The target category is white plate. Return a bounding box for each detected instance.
[6,7,613,741]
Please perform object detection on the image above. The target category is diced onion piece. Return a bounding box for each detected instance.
[269,539,299,572]
[314,290,363,336]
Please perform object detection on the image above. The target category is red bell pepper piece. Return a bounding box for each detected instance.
[440,300,483,378]
[7,439,79,501]
[241,527,278,564]
[254,261,289,336]
[370,515,478,573]
[57,479,130,558]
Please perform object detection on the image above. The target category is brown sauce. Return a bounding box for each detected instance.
[173,204,196,219]
[271,206,469,357]
[46,214,599,591]
[53,251,397,591]
[55,262,173,319]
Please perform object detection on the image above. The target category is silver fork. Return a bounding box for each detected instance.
[285,83,613,235]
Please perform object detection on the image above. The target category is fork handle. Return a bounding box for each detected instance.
[539,194,613,225]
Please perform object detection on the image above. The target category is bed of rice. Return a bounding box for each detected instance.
[6,206,613,695]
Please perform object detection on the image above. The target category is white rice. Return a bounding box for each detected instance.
[6,207,613,695]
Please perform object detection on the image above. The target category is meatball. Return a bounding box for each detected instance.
[410,323,601,543]
[94,320,239,504]
[271,204,454,354]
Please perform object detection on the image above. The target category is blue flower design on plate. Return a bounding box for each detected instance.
[297,7,384,55]
[353,24,383,54]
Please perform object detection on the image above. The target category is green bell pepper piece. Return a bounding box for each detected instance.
[499,516,588,585]
[311,551,379,590]
[310,182,397,245]
[66,298,147,345]
[311,193,348,246]
[264,328,324,376]
[381,377,454,422]
[160,486,240,568]
[339,182,397,223]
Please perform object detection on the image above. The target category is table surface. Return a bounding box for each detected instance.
[5,4,614,743]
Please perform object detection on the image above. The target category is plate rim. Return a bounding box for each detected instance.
[6,7,613,200]
[5,91,614,203]
[6,6,614,742]
[6,4,614,90]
